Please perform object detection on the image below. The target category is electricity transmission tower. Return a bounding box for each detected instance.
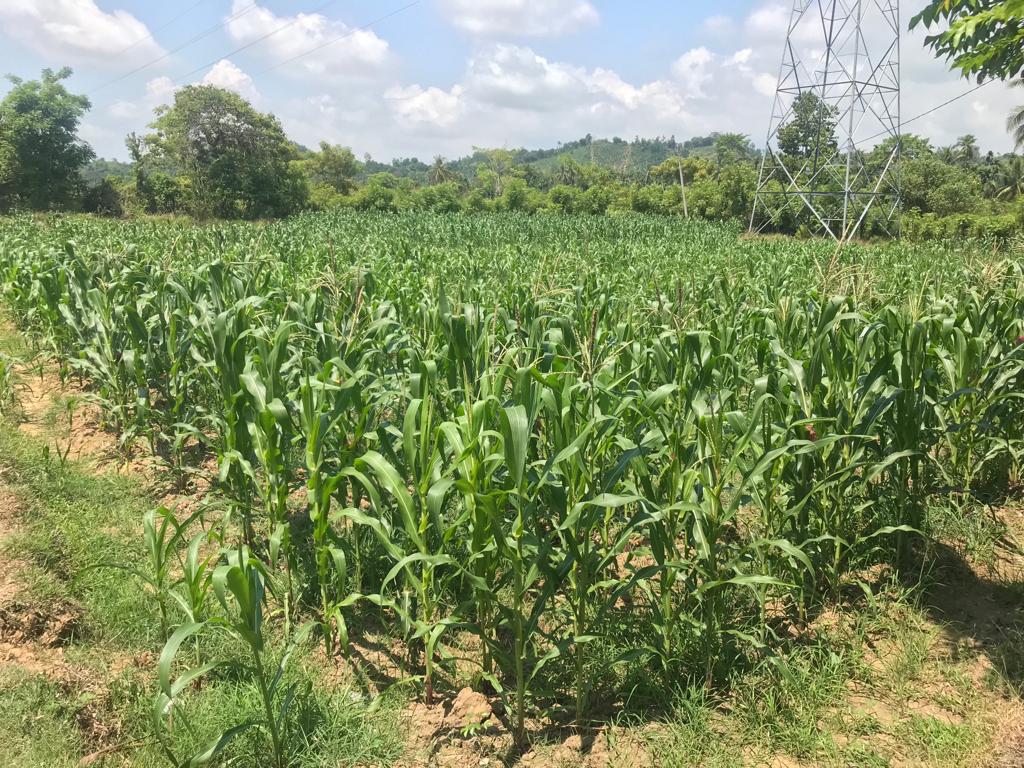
[750,0,901,241]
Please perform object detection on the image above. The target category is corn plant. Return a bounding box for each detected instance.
[153,550,309,768]
[1,211,1022,745]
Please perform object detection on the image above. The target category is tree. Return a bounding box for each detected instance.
[1008,80,1024,150]
[81,157,133,187]
[305,142,360,194]
[474,147,514,196]
[901,154,983,215]
[428,155,457,185]
[776,92,839,158]
[866,134,933,166]
[413,180,461,211]
[554,155,584,187]
[712,133,755,167]
[952,134,980,166]
[141,85,306,219]
[995,154,1024,199]
[0,67,94,211]
[0,133,15,198]
[649,156,712,186]
[912,0,1023,82]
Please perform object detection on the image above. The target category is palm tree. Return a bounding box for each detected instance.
[995,155,1024,200]
[953,134,980,166]
[1008,80,1024,151]
[429,155,456,185]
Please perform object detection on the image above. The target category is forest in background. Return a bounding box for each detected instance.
[1,0,1023,241]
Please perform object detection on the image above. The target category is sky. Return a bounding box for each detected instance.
[0,0,1018,162]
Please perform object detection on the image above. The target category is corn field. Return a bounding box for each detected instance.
[0,211,1022,760]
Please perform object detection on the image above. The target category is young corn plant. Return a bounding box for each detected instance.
[107,506,205,642]
[344,364,461,704]
[153,550,310,768]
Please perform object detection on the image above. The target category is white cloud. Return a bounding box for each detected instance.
[61,0,1021,160]
[897,22,1017,149]
[752,73,778,98]
[745,3,789,37]
[201,59,260,102]
[385,85,465,128]
[726,48,753,68]
[0,0,162,63]
[465,44,594,111]
[671,48,715,98]
[363,43,777,157]
[107,61,258,125]
[225,0,392,80]
[703,14,734,34]
[108,76,175,120]
[732,0,1019,151]
[437,0,598,37]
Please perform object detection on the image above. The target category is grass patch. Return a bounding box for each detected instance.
[0,413,407,767]
[925,500,1009,570]
[0,422,156,649]
[649,687,745,768]
[0,668,83,768]
[896,714,985,767]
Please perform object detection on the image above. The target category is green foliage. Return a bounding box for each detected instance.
[902,154,984,216]
[302,142,361,195]
[349,172,406,211]
[81,157,133,186]
[713,132,757,166]
[777,92,839,158]
[81,176,125,217]
[0,67,94,211]
[139,85,307,219]
[902,210,1020,242]
[411,180,463,212]
[912,0,1024,82]
[1,212,1022,756]
[1009,81,1024,150]
[0,670,82,767]
[307,181,346,211]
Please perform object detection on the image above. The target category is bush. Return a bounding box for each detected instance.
[548,184,581,214]
[82,177,124,217]
[308,182,346,211]
[412,182,463,213]
[902,211,1020,243]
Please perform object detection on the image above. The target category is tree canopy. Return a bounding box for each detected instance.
[1009,81,1024,150]
[911,0,1024,83]
[140,85,306,219]
[0,67,94,211]
[304,142,361,195]
[776,92,839,158]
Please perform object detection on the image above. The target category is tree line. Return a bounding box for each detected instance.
[0,65,1022,240]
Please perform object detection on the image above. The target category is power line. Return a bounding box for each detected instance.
[91,1,261,94]
[856,80,995,147]
[110,1,206,59]
[252,1,420,77]
[86,0,420,113]
[901,81,994,129]
[173,0,342,85]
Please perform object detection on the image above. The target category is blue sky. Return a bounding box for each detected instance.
[0,0,1017,161]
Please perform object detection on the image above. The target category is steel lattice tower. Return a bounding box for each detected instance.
[750,0,901,241]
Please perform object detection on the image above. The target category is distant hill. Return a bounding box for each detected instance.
[82,158,133,186]
[361,134,727,184]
